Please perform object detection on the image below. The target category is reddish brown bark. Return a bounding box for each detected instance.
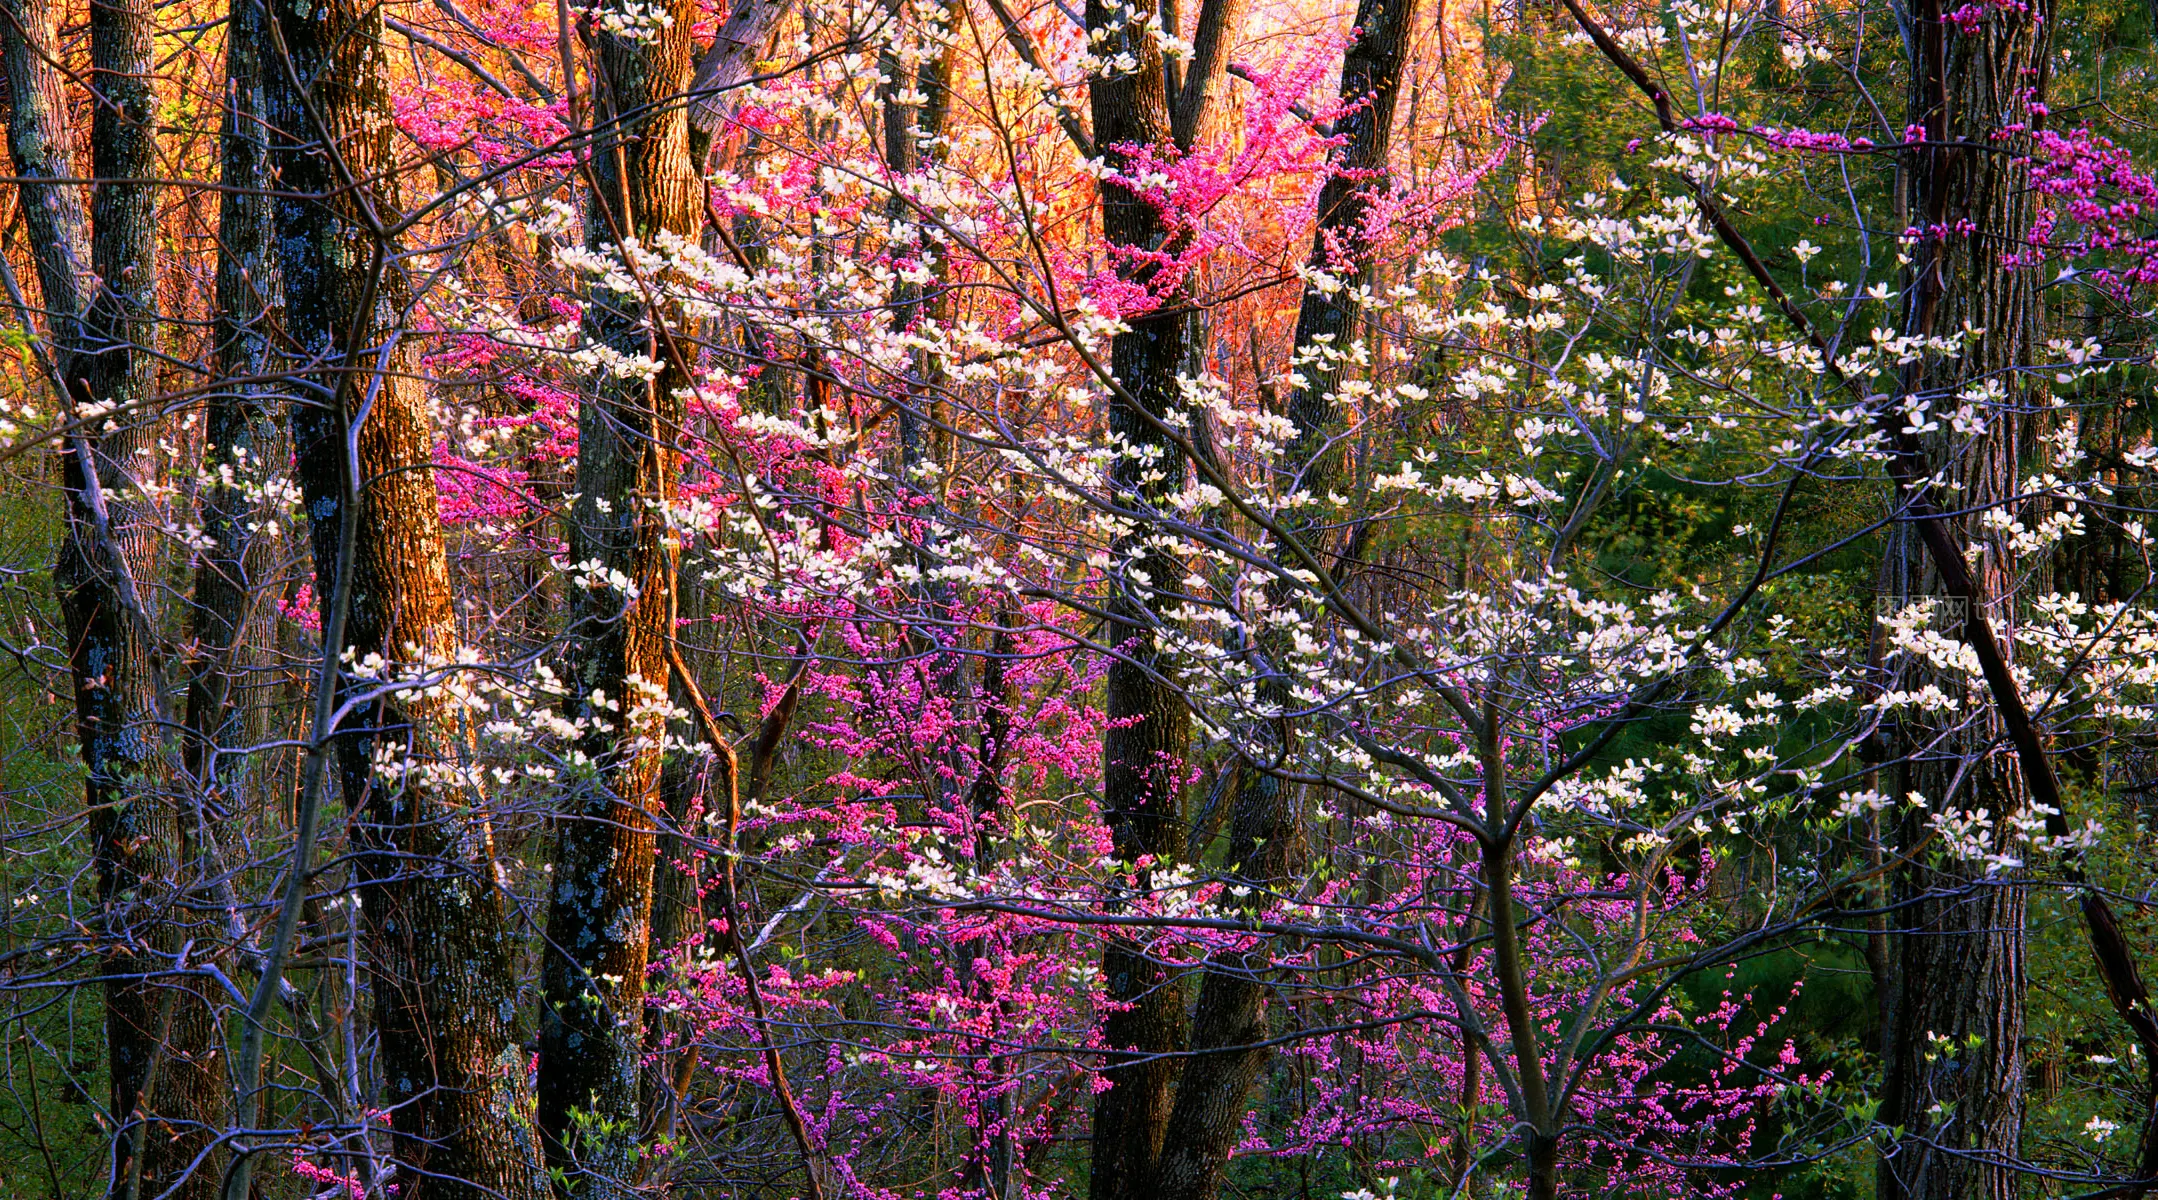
[535,0,697,1189]
[266,0,549,1191]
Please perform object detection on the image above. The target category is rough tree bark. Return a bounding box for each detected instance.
[1167,0,1244,150]
[0,0,89,332]
[188,0,277,845]
[265,0,549,1193]
[637,680,706,1148]
[1082,0,1248,1187]
[686,0,798,148]
[11,0,230,1191]
[1875,1,2047,1196]
[184,0,280,1030]
[1549,1,2158,1197]
[169,0,284,1185]
[64,20,172,1190]
[535,0,696,1187]
[1085,2,1197,1193]
[1148,2,1418,1196]
[1071,0,1243,1194]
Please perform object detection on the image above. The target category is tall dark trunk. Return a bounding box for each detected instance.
[265,0,548,1192]
[164,0,283,1185]
[0,0,89,335]
[880,0,956,495]
[1147,3,1416,1197]
[1878,860,2026,1200]
[1876,2,2046,1196]
[188,0,277,795]
[39,0,228,1192]
[1085,2,1196,1193]
[169,17,280,1179]
[5,2,228,1192]
[536,0,696,1188]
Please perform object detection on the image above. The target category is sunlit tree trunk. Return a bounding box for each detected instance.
[638,684,707,1150]
[686,0,798,145]
[265,0,549,1193]
[1876,2,2046,1196]
[536,0,695,1188]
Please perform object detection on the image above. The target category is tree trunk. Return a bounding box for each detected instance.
[6,0,233,1189]
[1086,2,1195,1192]
[686,0,797,145]
[44,0,228,1192]
[265,0,549,1192]
[536,0,696,1188]
[167,0,283,1185]
[1876,3,2046,1196]
[1147,3,1415,1196]
[188,0,277,789]
[638,690,707,1150]
[1168,0,1244,149]
[0,0,89,335]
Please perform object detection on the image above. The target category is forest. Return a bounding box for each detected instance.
[1,0,2156,1190]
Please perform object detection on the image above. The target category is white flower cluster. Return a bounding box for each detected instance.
[584,0,673,44]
